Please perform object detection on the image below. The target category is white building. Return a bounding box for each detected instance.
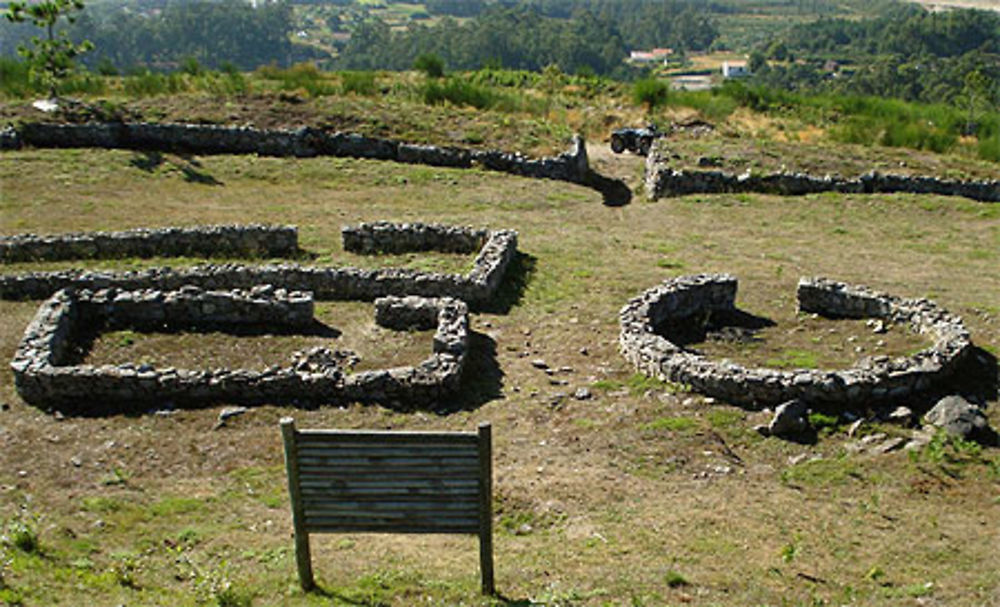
[722,61,750,78]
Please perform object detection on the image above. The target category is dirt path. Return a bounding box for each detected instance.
[585,141,646,190]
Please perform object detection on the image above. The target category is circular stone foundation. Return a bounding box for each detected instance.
[618,274,973,408]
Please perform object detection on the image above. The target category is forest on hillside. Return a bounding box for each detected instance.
[747,5,1000,106]
[0,0,995,108]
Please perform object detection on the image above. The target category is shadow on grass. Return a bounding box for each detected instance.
[129,150,223,186]
[435,330,503,414]
[479,252,537,315]
[582,170,632,207]
[304,584,389,607]
[306,583,533,607]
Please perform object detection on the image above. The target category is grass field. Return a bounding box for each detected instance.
[1,127,998,606]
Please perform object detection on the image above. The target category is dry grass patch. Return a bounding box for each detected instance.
[691,311,933,371]
[84,301,434,373]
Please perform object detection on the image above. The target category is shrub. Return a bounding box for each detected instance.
[96,57,119,76]
[632,77,669,110]
[978,132,1000,163]
[58,71,107,96]
[340,70,377,96]
[0,57,35,97]
[179,56,204,76]
[2,514,40,554]
[423,77,498,109]
[413,52,445,78]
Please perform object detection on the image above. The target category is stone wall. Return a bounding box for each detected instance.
[11,287,468,414]
[342,221,487,255]
[1,122,591,185]
[619,274,972,408]
[1,224,298,263]
[645,157,1000,203]
[0,223,518,310]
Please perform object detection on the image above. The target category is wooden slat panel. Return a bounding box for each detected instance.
[296,456,479,468]
[295,446,479,458]
[298,478,479,489]
[295,430,478,446]
[305,516,480,532]
[297,466,480,480]
[305,523,481,535]
[300,488,479,500]
[303,501,478,514]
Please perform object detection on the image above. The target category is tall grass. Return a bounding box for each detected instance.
[421,76,542,113]
[255,62,338,97]
[979,133,1000,163]
[340,71,377,96]
[676,81,999,162]
[0,58,108,98]
[667,89,740,122]
[0,57,34,97]
[123,69,190,97]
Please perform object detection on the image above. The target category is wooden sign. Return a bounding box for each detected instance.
[280,418,494,595]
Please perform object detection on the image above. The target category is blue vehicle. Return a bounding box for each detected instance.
[610,123,662,156]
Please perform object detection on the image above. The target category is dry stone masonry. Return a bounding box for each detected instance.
[343,221,491,255]
[1,224,297,263]
[11,286,468,414]
[1,123,591,185]
[645,155,1000,203]
[619,274,973,408]
[0,222,518,309]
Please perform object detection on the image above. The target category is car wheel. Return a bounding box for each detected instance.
[610,135,625,154]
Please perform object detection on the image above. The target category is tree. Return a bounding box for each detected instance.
[961,68,992,136]
[5,0,93,98]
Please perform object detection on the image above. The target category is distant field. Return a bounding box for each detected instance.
[905,0,1000,10]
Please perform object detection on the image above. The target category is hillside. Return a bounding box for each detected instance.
[1,75,999,606]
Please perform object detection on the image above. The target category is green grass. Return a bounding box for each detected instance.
[780,455,864,487]
[643,416,699,433]
[765,348,820,369]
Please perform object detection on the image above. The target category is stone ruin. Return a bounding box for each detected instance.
[1,222,518,309]
[645,155,1000,203]
[11,286,468,415]
[619,274,973,408]
[4,221,519,413]
[1,122,591,185]
[0,223,298,263]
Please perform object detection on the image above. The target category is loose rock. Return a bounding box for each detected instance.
[924,395,997,444]
[768,399,809,437]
